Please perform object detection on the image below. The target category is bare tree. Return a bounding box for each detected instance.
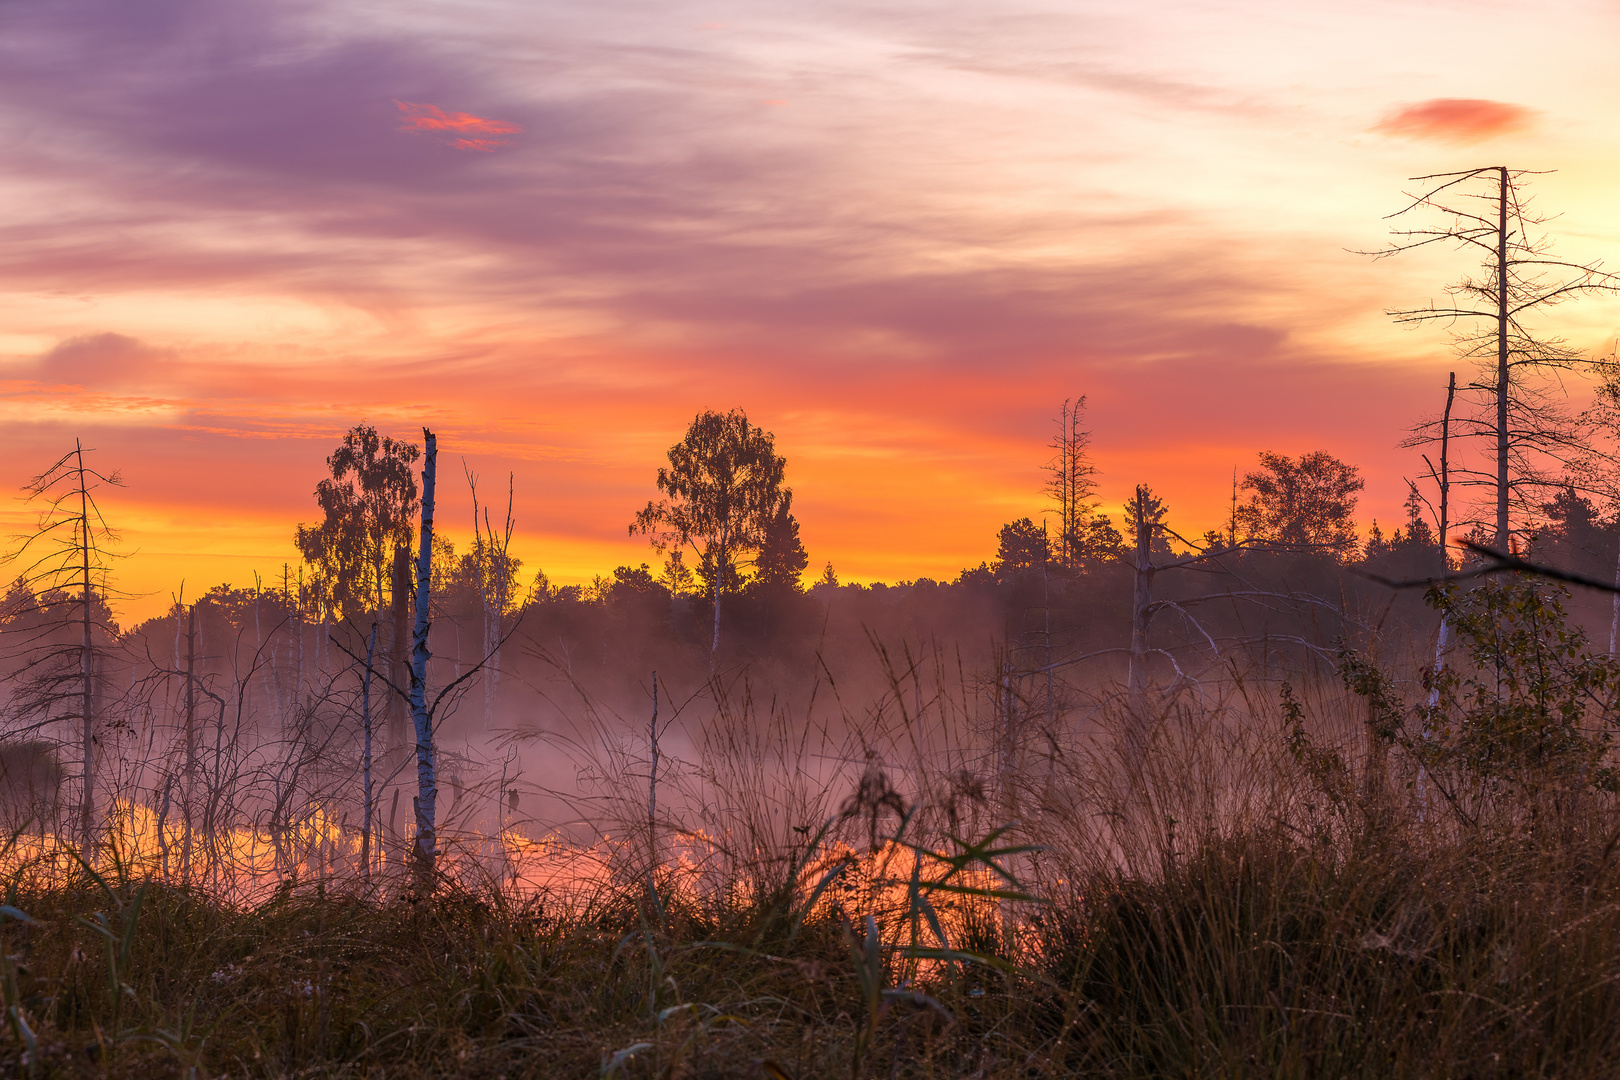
[1116,483,1345,725]
[409,429,439,883]
[1124,485,1168,707]
[4,441,123,854]
[465,466,517,730]
[1043,397,1099,572]
[1411,374,1459,689]
[1369,167,1619,549]
[360,621,378,879]
[330,432,519,889]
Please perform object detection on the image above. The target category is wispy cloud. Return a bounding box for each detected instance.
[2,0,1619,620]
[1374,98,1534,143]
[394,100,521,150]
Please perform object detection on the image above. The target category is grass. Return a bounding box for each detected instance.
[8,688,1620,1077]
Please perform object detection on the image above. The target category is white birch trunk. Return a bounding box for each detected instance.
[409,430,439,882]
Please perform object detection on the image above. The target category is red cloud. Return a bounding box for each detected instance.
[394,100,520,149]
[1375,98,1533,143]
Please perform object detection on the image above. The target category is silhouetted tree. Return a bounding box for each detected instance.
[1123,485,1168,709]
[1361,485,1444,581]
[1372,167,1619,548]
[1120,487,1174,562]
[1396,485,1441,566]
[631,409,787,662]
[296,424,420,753]
[3,441,122,853]
[1235,450,1363,555]
[1040,397,1122,573]
[657,551,695,597]
[1044,398,1095,568]
[994,517,1049,582]
[1572,359,1620,653]
[295,425,420,617]
[753,492,809,593]
[462,468,522,729]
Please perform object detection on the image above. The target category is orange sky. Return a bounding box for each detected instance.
[3,0,1620,625]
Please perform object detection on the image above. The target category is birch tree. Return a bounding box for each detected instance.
[296,424,420,810]
[631,409,786,663]
[294,424,420,618]
[409,429,439,883]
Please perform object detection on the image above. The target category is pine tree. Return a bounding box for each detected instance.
[753,492,809,592]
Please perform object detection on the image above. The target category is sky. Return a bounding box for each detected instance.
[3,0,1620,625]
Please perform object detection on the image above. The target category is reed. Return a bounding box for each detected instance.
[3,668,1620,1079]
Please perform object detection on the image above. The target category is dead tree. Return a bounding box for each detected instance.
[647,670,659,881]
[1410,372,1457,697]
[409,428,439,883]
[360,621,378,879]
[1370,167,1619,549]
[332,547,521,890]
[4,441,123,854]
[1126,486,1162,708]
[466,466,516,730]
[183,601,198,881]
[1044,397,1100,573]
[1121,484,1343,723]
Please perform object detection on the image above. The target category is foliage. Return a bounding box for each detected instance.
[1418,579,1620,795]
[293,425,420,619]
[605,564,673,620]
[630,409,787,598]
[753,492,810,593]
[656,551,695,597]
[1530,484,1614,583]
[442,540,525,619]
[1236,449,1363,554]
[1066,512,1124,569]
[1340,576,1620,810]
[1360,485,1443,577]
[993,517,1048,580]
[1120,485,1173,562]
[1571,359,1620,529]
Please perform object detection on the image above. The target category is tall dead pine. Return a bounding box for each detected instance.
[1044,396,1100,573]
[5,441,122,855]
[1372,167,1619,548]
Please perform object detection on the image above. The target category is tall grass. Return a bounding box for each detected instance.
[5,661,1620,1078]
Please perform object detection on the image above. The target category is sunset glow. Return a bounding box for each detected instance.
[4,0,1620,623]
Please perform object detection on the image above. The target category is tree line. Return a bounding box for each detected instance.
[2,165,1619,893]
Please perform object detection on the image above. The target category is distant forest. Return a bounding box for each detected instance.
[5,163,1620,886]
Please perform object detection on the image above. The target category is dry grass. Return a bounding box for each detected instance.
[6,681,1620,1079]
